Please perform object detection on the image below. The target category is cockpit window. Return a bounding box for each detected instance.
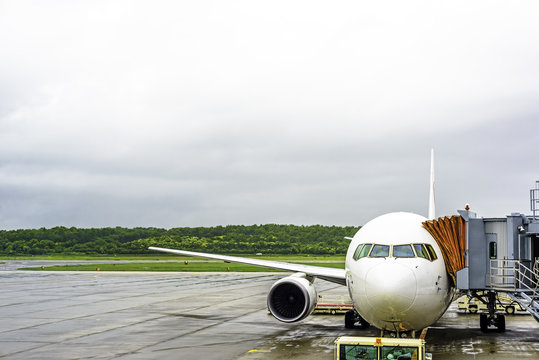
[353,244,364,260]
[354,243,436,260]
[358,244,373,258]
[425,244,438,260]
[369,244,389,257]
[413,243,429,259]
[393,244,415,258]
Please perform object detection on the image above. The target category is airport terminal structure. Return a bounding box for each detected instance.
[425,181,539,332]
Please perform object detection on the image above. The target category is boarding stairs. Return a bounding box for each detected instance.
[489,259,539,322]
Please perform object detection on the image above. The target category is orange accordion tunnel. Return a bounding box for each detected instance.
[422,216,467,285]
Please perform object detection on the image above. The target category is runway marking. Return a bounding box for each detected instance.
[248,349,271,353]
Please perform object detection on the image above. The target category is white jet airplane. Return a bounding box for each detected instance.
[150,150,454,333]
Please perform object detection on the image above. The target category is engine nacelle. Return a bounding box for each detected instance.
[267,273,317,322]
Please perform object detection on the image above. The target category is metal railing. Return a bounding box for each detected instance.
[489,259,538,292]
[489,259,539,321]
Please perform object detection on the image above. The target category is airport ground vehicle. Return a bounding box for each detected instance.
[334,336,431,360]
[313,294,353,315]
[457,293,526,314]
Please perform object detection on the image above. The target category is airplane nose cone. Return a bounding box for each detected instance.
[364,262,417,315]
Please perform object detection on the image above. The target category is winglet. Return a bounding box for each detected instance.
[428,148,436,219]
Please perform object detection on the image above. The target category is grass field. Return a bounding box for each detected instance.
[22,261,345,272]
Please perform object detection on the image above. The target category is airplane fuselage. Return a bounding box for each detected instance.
[345,212,454,331]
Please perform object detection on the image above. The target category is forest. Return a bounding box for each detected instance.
[0,224,360,256]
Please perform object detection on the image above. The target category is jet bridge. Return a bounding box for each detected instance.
[424,181,539,331]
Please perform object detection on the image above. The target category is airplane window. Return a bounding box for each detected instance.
[413,244,429,259]
[353,244,364,261]
[425,244,438,261]
[358,244,373,258]
[393,244,415,258]
[369,244,389,257]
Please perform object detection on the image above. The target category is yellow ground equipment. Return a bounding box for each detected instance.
[457,293,526,314]
[313,294,353,315]
[334,336,431,360]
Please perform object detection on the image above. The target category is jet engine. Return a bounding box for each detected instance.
[267,273,317,322]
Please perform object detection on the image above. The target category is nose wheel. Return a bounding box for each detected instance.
[473,291,506,332]
[345,310,370,329]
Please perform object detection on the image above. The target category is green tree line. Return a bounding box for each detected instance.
[0,225,360,255]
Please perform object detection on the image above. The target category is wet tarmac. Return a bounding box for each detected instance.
[0,270,537,359]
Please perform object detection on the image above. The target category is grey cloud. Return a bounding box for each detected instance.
[1,1,539,229]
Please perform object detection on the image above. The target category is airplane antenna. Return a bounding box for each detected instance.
[428,149,436,219]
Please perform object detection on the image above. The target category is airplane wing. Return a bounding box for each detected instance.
[148,246,346,285]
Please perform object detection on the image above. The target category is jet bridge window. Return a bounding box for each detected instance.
[489,241,497,259]
[393,244,415,258]
[369,244,390,257]
[413,243,430,259]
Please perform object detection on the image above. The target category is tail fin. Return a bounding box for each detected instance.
[428,149,436,219]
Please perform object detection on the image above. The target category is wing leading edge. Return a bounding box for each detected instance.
[148,246,346,285]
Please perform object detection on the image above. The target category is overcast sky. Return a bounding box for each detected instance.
[1,1,538,229]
